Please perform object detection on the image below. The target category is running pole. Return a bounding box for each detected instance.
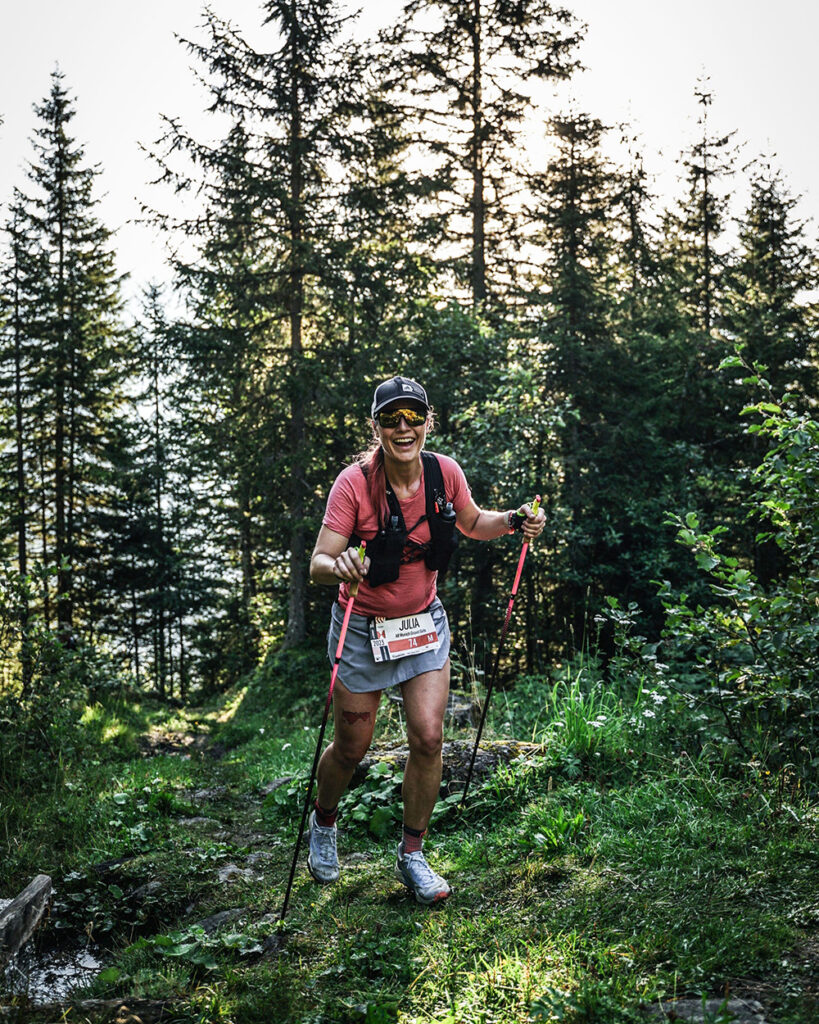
[460,498,540,808]
[279,542,366,925]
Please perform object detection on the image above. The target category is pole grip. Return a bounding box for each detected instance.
[349,541,366,597]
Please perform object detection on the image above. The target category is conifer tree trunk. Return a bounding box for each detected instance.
[239,479,256,638]
[10,226,32,690]
[37,444,50,627]
[469,0,486,306]
[54,157,71,636]
[153,348,167,694]
[284,2,308,648]
[130,556,141,687]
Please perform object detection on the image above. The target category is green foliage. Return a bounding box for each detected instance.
[603,382,818,771]
[342,761,404,837]
[3,659,817,1022]
[0,564,135,782]
[531,978,642,1024]
[514,804,585,856]
[492,658,656,768]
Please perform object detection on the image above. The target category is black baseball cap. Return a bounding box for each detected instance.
[371,376,430,418]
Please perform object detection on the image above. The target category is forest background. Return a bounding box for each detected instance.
[2,0,817,718]
[1,1,818,1020]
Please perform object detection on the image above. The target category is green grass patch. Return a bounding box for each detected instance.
[2,658,817,1024]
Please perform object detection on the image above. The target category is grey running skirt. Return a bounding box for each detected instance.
[326,597,451,694]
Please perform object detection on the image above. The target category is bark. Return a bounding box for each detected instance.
[11,231,32,690]
[0,875,52,967]
[469,0,486,305]
[153,349,167,694]
[283,2,308,648]
[54,126,71,636]
[130,562,141,688]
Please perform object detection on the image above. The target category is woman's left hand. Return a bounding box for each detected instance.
[516,502,546,540]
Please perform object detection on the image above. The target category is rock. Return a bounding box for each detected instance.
[177,816,215,826]
[246,852,272,867]
[446,699,480,728]
[260,776,294,796]
[243,833,276,846]
[0,874,52,967]
[647,997,768,1023]
[190,907,249,934]
[350,739,545,792]
[217,864,260,884]
[192,786,229,802]
[127,880,162,903]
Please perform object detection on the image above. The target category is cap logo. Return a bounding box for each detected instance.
[402,384,414,392]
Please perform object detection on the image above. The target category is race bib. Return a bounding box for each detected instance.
[368,611,440,663]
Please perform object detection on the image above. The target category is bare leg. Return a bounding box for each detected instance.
[400,661,450,831]
[316,680,381,811]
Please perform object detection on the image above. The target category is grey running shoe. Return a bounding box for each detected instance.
[307,810,339,883]
[395,843,451,905]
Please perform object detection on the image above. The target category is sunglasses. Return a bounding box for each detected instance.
[377,407,428,428]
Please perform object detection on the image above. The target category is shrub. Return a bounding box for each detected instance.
[603,379,819,774]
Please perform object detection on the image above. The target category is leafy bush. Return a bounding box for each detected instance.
[1,565,126,779]
[603,381,819,774]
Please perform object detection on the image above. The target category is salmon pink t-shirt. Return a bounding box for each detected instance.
[322,452,472,617]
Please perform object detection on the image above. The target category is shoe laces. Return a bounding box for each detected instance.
[313,821,337,860]
[402,850,442,887]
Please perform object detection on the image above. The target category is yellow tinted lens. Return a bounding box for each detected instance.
[379,407,426,427]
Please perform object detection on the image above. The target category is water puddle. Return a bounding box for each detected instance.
[2,940,104,1004]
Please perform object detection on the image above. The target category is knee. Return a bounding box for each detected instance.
[332,739,370,771]
[408,725,443,761]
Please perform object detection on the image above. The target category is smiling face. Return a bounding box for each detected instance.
[374,401,430,466]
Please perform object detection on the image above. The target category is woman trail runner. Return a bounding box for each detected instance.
[308,375,545,904]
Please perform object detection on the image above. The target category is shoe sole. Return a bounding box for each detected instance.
[307,855,339,884]
[394,864,451,905]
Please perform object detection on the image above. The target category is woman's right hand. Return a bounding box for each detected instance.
[332,546,371,584]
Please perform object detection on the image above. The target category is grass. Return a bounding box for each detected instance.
[1,652,817,1024]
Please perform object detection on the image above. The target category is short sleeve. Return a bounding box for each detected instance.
[436,453,471,513]
[323,466,361,539]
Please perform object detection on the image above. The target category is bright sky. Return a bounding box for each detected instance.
[1,1,816,305]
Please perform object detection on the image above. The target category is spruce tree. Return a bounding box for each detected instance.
[660,81,737,454]
[724,164,818,404]
[721,164,818,584]
[153,1,396,658]
[525,112,622,649]
[381,0,582,308]
[0,200,41,687]
[7,72,129,641]
[151,114,276,677]
[604,138,708,628]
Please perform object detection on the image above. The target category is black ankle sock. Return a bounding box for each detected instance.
[315,799,338,827]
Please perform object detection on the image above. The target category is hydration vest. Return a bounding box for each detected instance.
[351,452,459,588]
